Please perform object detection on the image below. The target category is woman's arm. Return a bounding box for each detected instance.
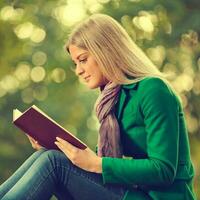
[102,78,179,187]
[55,137,103,173]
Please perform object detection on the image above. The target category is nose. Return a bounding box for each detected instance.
[75,63,84,76]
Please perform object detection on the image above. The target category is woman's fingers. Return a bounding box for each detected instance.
[26,134,43,150]
[55,137,89,166]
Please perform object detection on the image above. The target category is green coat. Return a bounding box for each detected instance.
[102,77,196,200]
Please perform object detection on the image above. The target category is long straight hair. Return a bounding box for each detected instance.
[65,13,167,85]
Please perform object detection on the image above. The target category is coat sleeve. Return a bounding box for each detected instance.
[102,78,180,187]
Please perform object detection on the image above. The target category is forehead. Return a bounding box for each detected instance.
[69,45,88,58]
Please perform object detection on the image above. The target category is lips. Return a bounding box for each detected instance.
[84,76,91,81]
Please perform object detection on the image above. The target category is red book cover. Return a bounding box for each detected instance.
[12,105,87,150]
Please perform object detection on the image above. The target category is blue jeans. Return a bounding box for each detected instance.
[0,149,127,200]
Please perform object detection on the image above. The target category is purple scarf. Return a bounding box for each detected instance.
[95,82,123,158]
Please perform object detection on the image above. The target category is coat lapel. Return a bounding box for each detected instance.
[116,82,138,120]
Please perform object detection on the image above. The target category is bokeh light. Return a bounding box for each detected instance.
[30,66,46,82]
[14,22,34,39]
[0,75,19,93]
[30,27,46,43]
[32,51,47,66]
[53,1,86,26]
[146,45,166,67]
[51,68,66,83]
[0,6,24,21]
[14,63,31,81]
[173,74,194,93]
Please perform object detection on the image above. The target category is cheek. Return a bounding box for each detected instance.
[87,61,99,76]
[87,59,107,84]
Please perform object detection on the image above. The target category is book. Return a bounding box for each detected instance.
[12,105,87,150]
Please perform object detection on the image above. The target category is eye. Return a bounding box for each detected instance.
[79,58,87,64]
[69,58,87,72]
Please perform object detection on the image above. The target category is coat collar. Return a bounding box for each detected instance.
[121,82,138,90]
[116,82,139,120]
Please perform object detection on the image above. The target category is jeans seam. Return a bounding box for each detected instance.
[26,166,57,200]
[26,159,124,200]
[55,164,71,190]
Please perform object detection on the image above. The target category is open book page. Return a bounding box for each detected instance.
[13,109,22,121]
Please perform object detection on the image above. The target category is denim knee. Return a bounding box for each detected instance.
[39,149,72,169]
[42,149,62,158]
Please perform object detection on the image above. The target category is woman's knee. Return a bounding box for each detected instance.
[32,147,47,157]
[42,149,65,159]
[39,149,71,168]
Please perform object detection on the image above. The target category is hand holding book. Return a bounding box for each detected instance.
[26,134,43,150]
[13,105,87,151]
[54,136,102,173]
[12,105,103,173]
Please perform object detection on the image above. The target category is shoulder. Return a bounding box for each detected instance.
[138,77,176,97]
[139,77,170,90]
[138,77,181,107]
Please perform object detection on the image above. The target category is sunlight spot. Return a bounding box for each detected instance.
[53,2,86,26]
[14,63,31,81]
[30,27,46,43]
[88,3,103,13]
[51,68,66,83]
[0,75,19,93]
[173,74,194,93]
[14,22,34,39]
[138,16,154,33]
[30,66,46,82]
[32,51,47,66]
[146,46,166,66]
[0,6,23,21]
[98,0,110,3]
[186,115,199,133]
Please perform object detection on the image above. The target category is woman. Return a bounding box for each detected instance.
[0,14,196,200]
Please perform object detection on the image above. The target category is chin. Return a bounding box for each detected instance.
[87,84,99,89]
[87,81,102,89]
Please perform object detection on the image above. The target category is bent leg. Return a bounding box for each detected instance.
[1,150,126,200]
[0,148,46,199]
[57,156,126,200]
[1,150,70,200]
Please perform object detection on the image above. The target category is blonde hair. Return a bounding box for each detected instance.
[66,13,167,84]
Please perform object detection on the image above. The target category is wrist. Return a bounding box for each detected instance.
[94,157,102,173]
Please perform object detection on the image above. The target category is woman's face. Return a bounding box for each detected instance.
[69,45,108,89]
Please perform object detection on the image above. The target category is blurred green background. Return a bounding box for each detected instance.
[0,0,199,199]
